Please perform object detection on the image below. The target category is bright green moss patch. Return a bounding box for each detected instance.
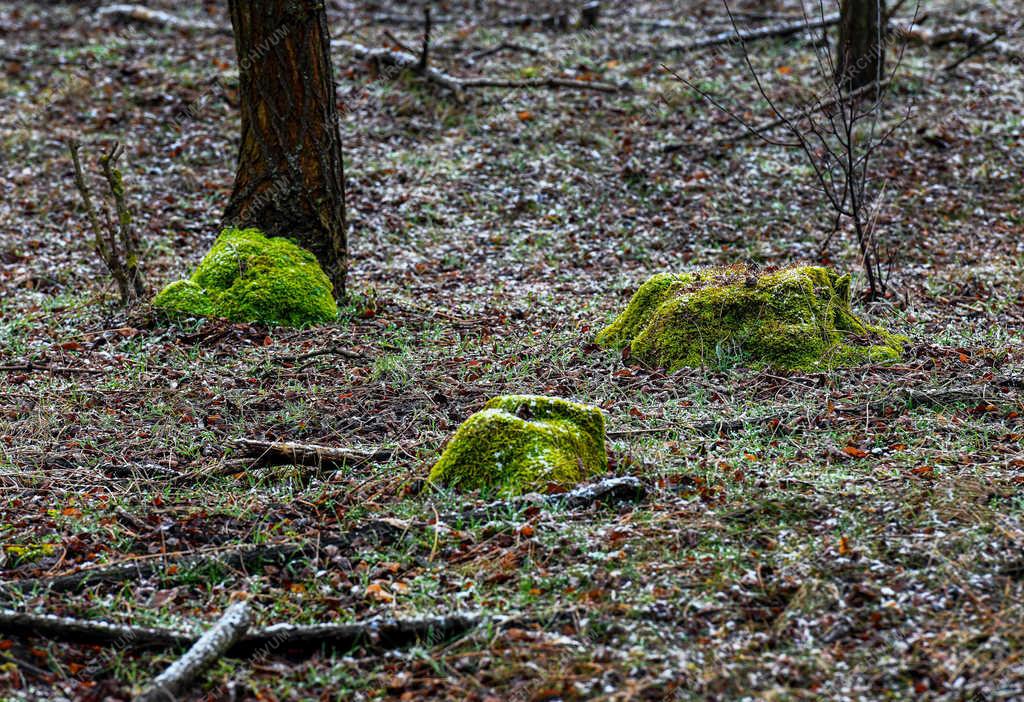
[428,395,608,496]
[597,265,905,371]
[3,542,58,566]
[153,228,337,327]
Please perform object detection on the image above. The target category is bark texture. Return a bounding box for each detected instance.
[224,0,347,297]
[837,0,887,91]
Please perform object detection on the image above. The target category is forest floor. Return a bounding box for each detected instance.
[1,0,1023,700]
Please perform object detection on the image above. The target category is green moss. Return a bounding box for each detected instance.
[428,395,608,496]
[4,542,58,565]
[152,280,215,318]
[597,265,905,371]
[153,228,337,327]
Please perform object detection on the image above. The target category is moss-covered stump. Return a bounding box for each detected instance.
[597,265,904,371]
[153,228,337,327]
[428,395,608,496]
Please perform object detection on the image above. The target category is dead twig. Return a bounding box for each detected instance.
[229,438,396,470]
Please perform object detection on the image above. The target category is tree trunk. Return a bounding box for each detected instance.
[224,0,347,298]
[836,0,886,93]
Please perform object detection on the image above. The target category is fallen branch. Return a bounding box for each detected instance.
[650,13,840,55]
[0,608,193,648]
[229,438,396,469]
[334,39,623,97]
[467,42,542,62]
[903,24,1022,63]
[135,601,252,702]
[97,4,228,34]
[0,607,481,658]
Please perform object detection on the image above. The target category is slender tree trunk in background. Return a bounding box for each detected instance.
[224,0,347,298]
[836,0,886,92]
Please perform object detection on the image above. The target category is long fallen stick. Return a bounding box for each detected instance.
[333,39,623,96]
[649,13,840,55]
[0,608,481,657]
[135,601,252,702]
[230,438,396,469]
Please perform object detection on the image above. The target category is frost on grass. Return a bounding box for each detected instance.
[428,395,608,497]
[153,228,338,327]
[597,264,905,371]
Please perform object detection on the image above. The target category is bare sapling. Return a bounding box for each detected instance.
[67,140,147,304]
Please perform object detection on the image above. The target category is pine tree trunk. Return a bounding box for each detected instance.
[224,0,347,298]
[836,0,886,93]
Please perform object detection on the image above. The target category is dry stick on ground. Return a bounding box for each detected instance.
[334,40,623,99]
[649,12,840,54]
[97,4,229,34]
[0,607,482,658]
[135,600,252,702]
[903,23,1024,66]
[228,438,396,470]
[0,477,647,597]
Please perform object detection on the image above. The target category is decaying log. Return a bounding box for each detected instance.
[135,601,252,702]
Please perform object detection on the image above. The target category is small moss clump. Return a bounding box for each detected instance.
[428,395,608,496]
[597,265,905,371]
[153,228,337,327]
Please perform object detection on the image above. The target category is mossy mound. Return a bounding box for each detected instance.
[428,395,608,496]
[597,265,905,371]
[153,228,337,327]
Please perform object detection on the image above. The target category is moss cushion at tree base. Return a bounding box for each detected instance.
[153,228,338,327]
[597,265,905,371]
[428,395,608,497]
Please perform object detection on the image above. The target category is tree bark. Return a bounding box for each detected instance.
[836,0,887,92]
[224,0,347,298]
